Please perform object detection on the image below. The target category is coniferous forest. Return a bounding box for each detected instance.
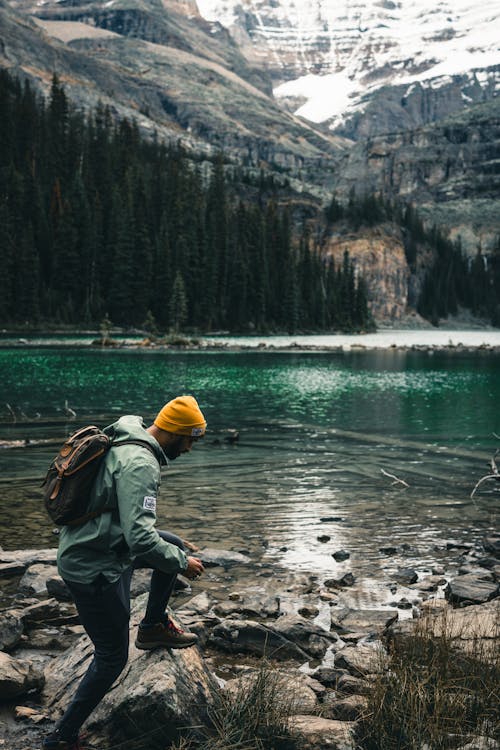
[0,71,372,334]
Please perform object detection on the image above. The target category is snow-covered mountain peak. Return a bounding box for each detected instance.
[196,0,500,130]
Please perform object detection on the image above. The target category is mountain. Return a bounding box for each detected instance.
[196,0,500,139]
[0,0,345,194]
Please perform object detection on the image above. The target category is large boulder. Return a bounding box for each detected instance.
[43,594,217,747]
[0,651,44,700]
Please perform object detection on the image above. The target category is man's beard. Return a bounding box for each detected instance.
[164,436,184,460]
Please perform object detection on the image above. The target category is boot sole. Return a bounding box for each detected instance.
[135,639,197,650]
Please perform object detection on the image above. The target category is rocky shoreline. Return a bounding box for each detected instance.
[0,536,499,750]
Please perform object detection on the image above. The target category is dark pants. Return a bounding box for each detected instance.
[55,531,184,740]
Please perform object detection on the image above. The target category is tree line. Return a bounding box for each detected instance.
[326,191,500,326]
[0,71,372,333]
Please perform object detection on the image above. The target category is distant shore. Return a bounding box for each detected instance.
[1,328,500,352]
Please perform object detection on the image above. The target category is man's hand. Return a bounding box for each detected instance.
[185,556,205,580]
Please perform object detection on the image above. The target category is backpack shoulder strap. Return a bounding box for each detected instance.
[110,439,159,462]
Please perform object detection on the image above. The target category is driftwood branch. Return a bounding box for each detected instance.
[380,468,409,488]
[470,447,500,499]
[5,403,16,423]
[64,400,76,418]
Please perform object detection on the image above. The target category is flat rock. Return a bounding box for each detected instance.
[445,575,499,605]
[178,591,213,616]
[0,651,44,700]
[0,549,57,568]
[0,562,27,577]
[210,618,309,661]
[334,643,386,676]
[18,564,58,596]
[198,548,251,567]
[331,608,398,635]
[290,715,356,750]
[21,598,79,627]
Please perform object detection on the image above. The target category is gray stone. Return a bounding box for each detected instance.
[336,673,372,696]
[0,562,26,577]
[482,536,500,558]
[379,546,398,555]
[321,693,368,721]
[43,595,217,747]
[24,628,77,651]
[198,548,251,567]
[289,715,356,749]
[0,549,57,567]
[22,599,79,627]
[210,618,309,660]
[457,736,499,750]
[312,667,346,687]
[18,564,58,596]
[46,576,73,602]
[271,614,337,659]
[0,609,24,651]
[178,591,213,616]
[445,575,500,605]
[225,670,318,714]
[324,573,355,589]
[331,608,398,635]
[332,550,350,562]
[334,643,387,676]
[394,568,418,585]
[0,651,44,700]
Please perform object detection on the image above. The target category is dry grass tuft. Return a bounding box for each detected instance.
[359,606,500,750]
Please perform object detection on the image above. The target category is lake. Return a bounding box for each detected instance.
[0,338,499,608]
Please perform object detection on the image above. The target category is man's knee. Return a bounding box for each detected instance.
[157,530,185,551]
[97,646,129,683]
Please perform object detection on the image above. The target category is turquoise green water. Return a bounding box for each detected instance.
[0,347,499,586]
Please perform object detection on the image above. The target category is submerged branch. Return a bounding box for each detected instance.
[380,468,410,488]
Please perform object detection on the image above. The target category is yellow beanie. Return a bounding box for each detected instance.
[154,395,206,437]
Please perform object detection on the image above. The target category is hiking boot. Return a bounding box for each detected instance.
[135,619,198,650]
[42,732,97,749]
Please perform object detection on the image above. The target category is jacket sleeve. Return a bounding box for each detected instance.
[114,452,188,573]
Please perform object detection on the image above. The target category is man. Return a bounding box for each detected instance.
[43,395,207,750]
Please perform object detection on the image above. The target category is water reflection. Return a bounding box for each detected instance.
[0,348,498,590]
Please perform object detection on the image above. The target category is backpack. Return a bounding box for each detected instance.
[42,425,157,527]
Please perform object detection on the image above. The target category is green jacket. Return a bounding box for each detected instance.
[57,415,188,584]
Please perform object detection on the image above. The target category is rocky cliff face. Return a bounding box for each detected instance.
[196,0,500,139]
[323,225,410,323]
[331,99,500,254]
